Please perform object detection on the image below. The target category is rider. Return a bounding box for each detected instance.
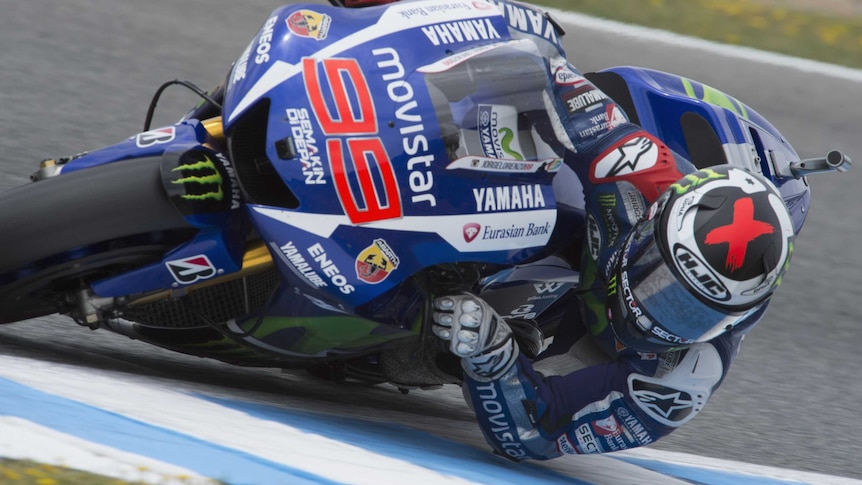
[337,0,796,459]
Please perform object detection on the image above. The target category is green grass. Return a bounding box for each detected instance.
[0,459,136,485]
[0,459,217,485]
[536,0,862,69]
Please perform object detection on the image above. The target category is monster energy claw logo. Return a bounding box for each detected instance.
[669,169,726,195]
[172,156,224,201]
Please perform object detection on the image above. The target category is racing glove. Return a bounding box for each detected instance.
[432,293,518,382]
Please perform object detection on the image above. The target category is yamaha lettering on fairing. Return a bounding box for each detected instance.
[489,0,562,47]
[421,19,502,46]
[230,15,278,85]
[472,184,546,212]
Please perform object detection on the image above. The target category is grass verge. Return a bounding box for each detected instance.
[536,0,862,69]
[0,459,217,485]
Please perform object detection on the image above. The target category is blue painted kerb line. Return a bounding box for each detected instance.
[0,377,337,485]
[0,375,821,485]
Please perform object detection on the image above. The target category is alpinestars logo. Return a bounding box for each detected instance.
[166,255,217,284]
[630,379,694,427]
[592,135,659,180]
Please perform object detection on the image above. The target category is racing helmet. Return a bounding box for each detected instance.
[608,165,795,352]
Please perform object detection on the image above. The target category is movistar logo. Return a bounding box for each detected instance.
[171,156,224,201]
[499,128,524,160]
[670,169,726,195]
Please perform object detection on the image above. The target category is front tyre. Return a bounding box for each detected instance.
[0,157,193,323]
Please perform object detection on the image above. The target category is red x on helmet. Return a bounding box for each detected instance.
[609,165,795,351]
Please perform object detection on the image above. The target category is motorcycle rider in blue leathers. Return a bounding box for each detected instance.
[339,0,796,459]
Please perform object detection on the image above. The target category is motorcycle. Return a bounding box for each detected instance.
[0,0,849,389]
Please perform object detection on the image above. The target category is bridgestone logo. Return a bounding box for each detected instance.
[165,255,217,284]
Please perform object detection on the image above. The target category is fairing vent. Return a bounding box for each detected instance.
[227,99,299,208]
[122,267,279,328]
[680,112,727,169]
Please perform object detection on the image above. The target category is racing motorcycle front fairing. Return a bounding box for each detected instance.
[217,1,580,356]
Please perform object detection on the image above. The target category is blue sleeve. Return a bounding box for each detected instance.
[462,330,745,459]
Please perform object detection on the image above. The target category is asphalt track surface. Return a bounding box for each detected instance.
[0,0,860,480]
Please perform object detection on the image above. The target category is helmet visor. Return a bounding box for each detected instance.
[616,218,753,347]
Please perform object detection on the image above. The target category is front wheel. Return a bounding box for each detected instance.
[0,157,194,323]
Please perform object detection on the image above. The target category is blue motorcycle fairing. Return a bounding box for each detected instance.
[596,66,811,233]
[90,144,248,297]
[12,0,817,362]
[223,2,569,309]
[59,120,214,174]
[223,1,511,126]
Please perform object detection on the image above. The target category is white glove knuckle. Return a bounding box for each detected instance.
[456,342,475,356]
[435,297,455,310]
[457,329,478,343]
[459,313,479,327]
[461,299,480,312]
[437,314,454,325]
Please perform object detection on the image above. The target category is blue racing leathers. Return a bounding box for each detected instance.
[459,0,768,460]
